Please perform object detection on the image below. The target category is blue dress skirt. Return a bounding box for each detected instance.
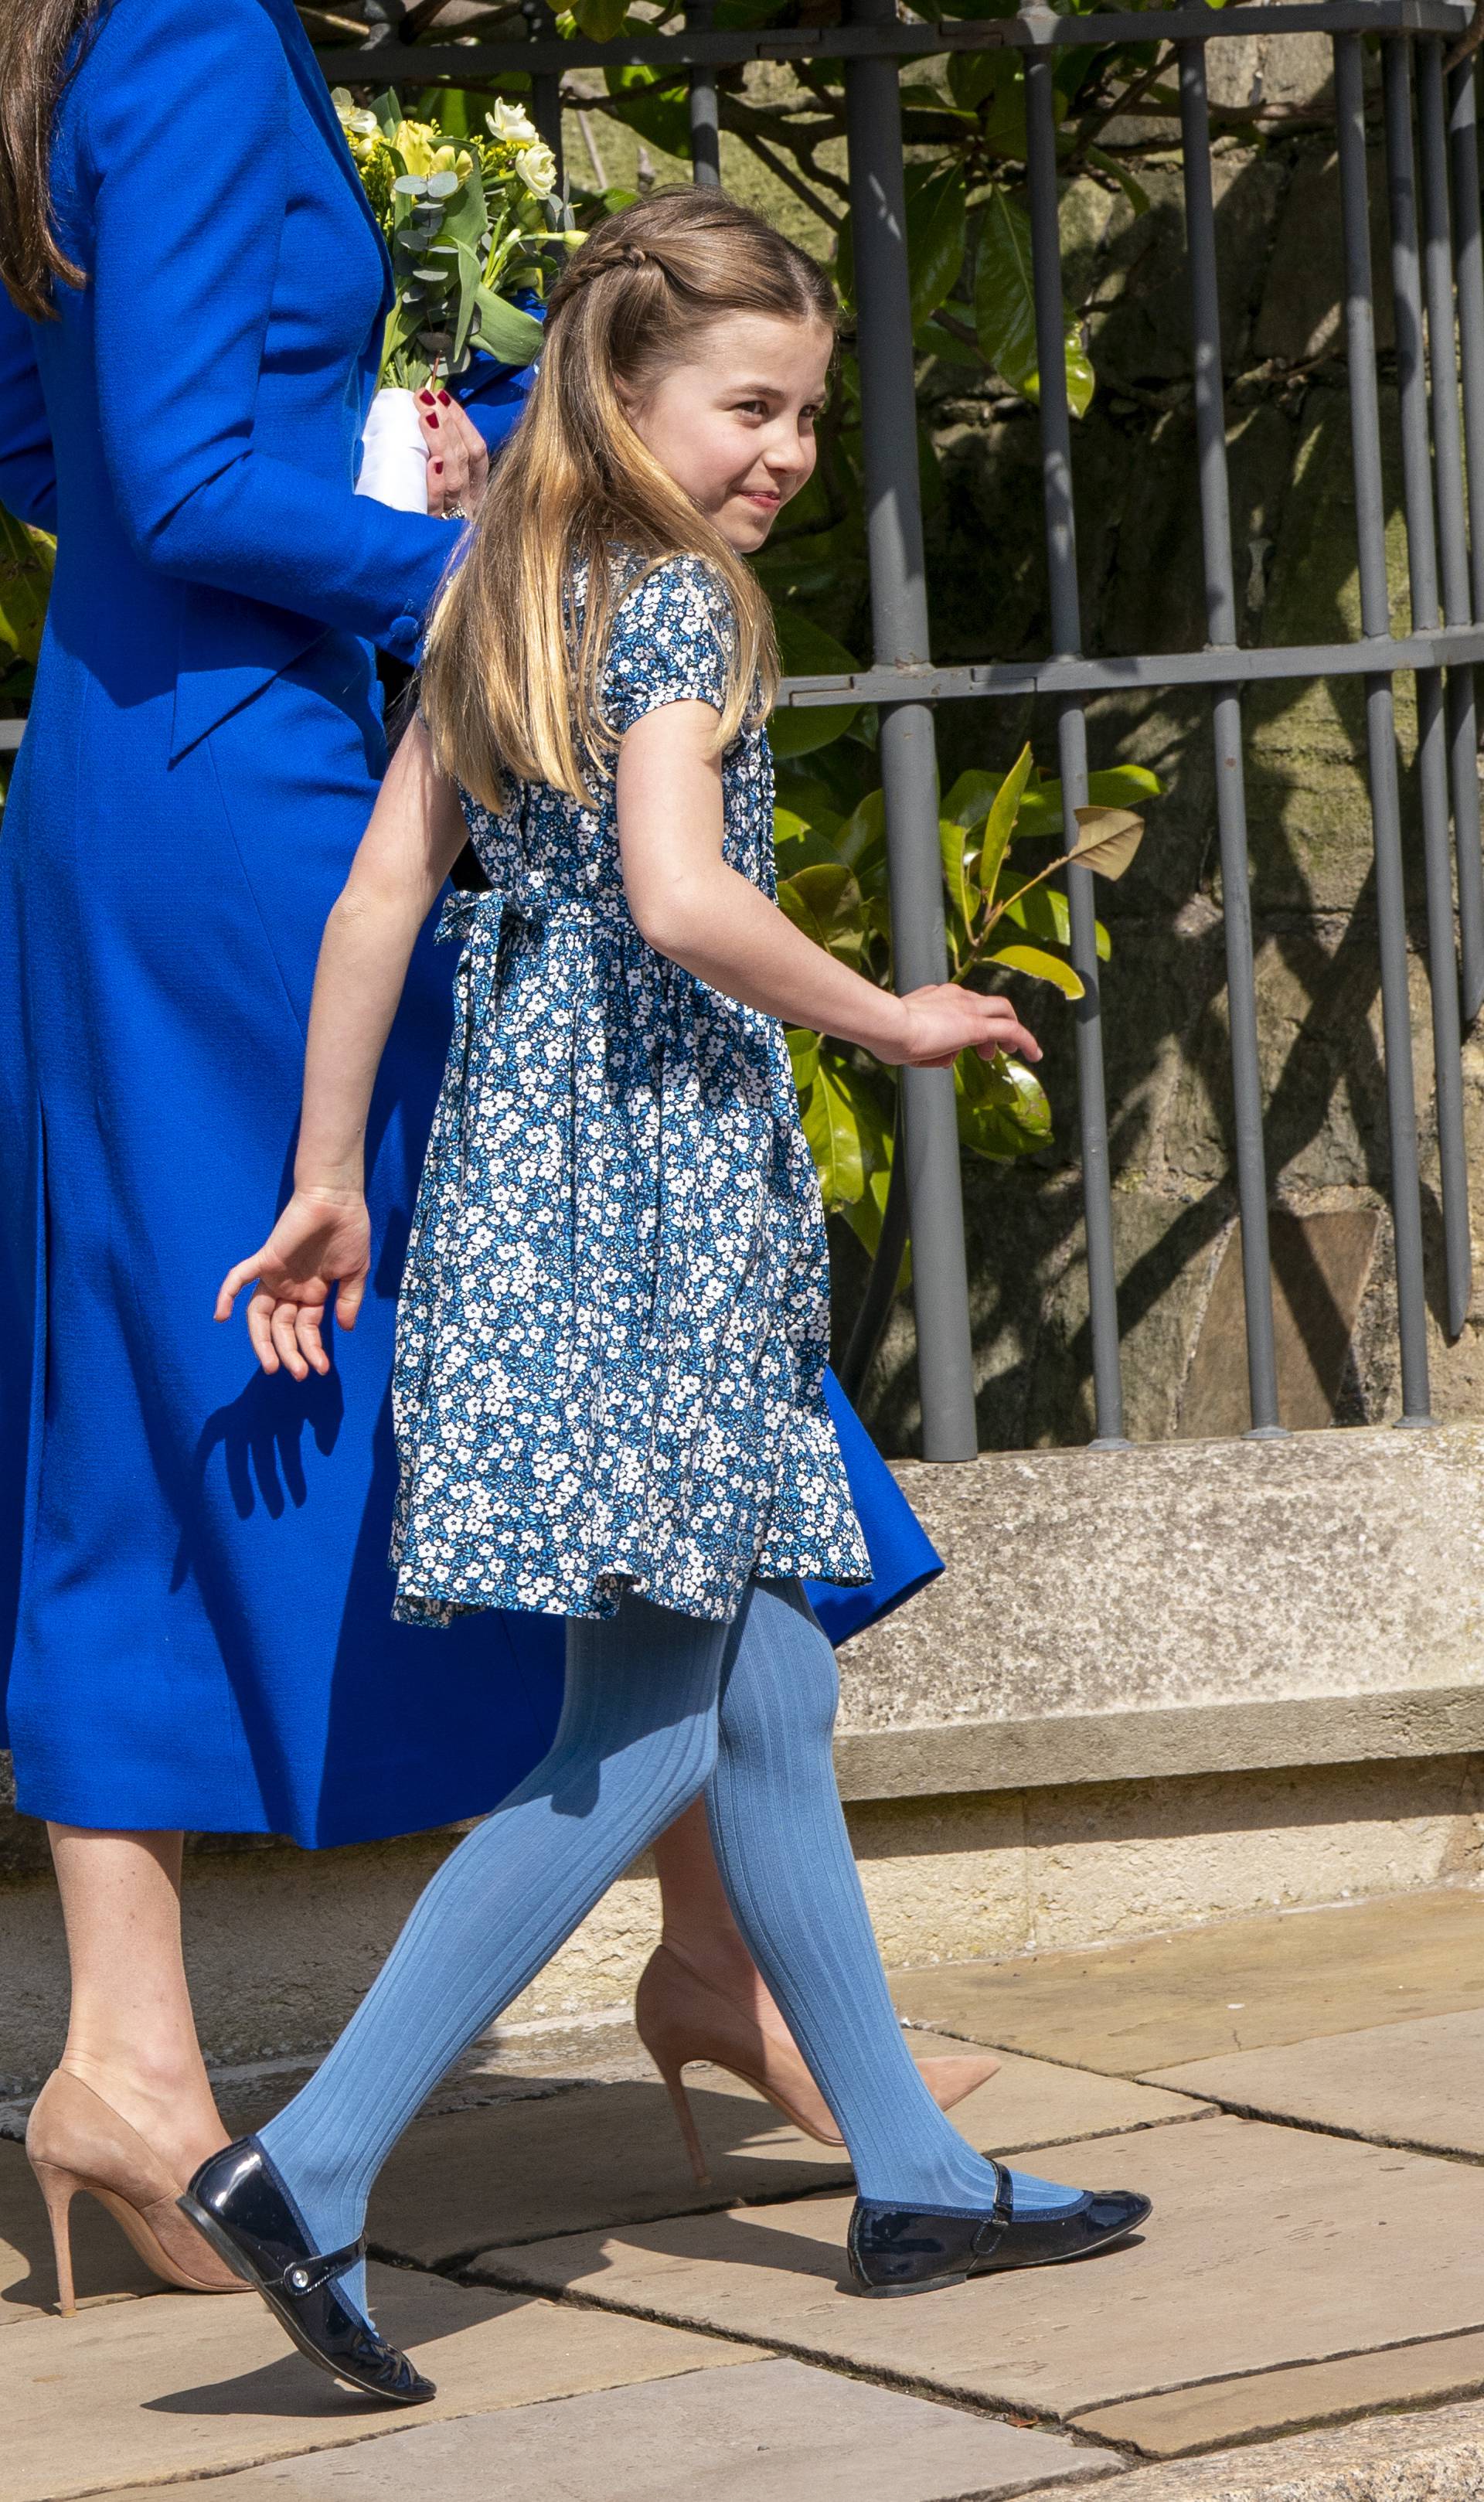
[0,0,938,1849]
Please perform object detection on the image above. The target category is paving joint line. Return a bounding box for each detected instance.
[1156,2091,1484,2167]
[427,2257,1149,2461]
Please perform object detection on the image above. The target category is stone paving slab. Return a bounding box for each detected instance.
[1143,2008,1484,2158]
[5,2259,766,2502]
[369,2049,1202,2264]
[97,2357,1120,2502]
[485,2115,1484,2422]
[0,2139,159,2323]
[1085,2396,1484,2502]
[1070,2330,1484,2457]
[890,1888,1484,2076]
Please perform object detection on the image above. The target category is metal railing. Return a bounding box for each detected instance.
[82,0,1484,1455]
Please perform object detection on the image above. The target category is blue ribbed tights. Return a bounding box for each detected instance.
[260,1579,1077,2321]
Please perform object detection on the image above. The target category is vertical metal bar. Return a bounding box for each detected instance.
[1384,41,1471,1340]
[521,0,565,178]
[845,0,977,1460]
[687,0,722,186]
[1178,46,1284,1437]
[1337,32,1434,1422]
[1023,30,1125,1447]
[1446,54,1484,1016]
[1414,40,1475,1332]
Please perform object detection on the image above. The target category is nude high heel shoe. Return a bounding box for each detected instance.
[635,1942,1000,2188]
[26,2070,250,2313]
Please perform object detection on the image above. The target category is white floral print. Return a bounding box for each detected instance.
[390,554,871,1625]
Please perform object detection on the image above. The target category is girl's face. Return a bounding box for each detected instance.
[625,312,833,553]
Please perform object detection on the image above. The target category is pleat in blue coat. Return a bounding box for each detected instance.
[0,0,939,1847]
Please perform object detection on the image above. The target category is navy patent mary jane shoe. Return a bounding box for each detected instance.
[179,2137,434,2405]
[846,2165,1152,2296]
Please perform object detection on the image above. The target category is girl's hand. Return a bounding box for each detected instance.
[890,984,1042,1071]
[215,1189,372,1380]
[416,388,488,519]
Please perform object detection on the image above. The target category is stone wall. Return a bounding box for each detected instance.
[839,29,1484,1455]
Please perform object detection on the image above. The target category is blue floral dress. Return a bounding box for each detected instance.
[390,555,872,1625]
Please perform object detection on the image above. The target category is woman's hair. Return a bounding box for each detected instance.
[0,1,102,320]
[420,187,836,811]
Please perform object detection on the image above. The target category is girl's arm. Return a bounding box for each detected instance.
[617,703,1043,1071]
[216,719,467,1378]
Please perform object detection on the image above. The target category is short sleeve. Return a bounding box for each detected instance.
[603,555,735,737]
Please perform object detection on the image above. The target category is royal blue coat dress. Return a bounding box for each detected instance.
[0,0,938,1847]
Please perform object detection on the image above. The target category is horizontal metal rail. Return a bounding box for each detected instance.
[774,625,1484,708]
[316,0,1470,83]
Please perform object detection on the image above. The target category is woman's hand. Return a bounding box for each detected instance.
[215,1188,372,1380]
[416,387,488,519]
[889,984,1042,1071]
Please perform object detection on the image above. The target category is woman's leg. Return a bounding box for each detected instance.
[706,1581,1081,2214]
[48,1827,230,2184]
[650,1799,785,2026]
[257,1595,729,2320]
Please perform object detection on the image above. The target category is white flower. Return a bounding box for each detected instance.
[331,89,380,140]
[516,139,558,199]
[487,100,539,146]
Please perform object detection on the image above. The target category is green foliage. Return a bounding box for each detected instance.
[0,509,54,697]
[774,732,1153,1258]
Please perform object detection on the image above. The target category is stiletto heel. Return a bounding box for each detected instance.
[25,2070,248,2303]
[635,1942,999,2167]
[30,2160,78,2317]
[653,2056,713,2188]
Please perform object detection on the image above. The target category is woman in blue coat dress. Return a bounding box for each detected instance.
[0,0,949,2291]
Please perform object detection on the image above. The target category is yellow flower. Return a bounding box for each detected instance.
[392,117,441,178]
[431,141,475,182]
[516,139,558,199]
[487,100,539,147]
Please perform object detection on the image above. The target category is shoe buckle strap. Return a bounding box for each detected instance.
[275,2236,366,2299]
[971,2164,1013,2259]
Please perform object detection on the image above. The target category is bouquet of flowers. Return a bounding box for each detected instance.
[335,90,576,504]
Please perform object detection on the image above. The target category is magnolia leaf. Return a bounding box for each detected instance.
[940,816,978,933]
[572,0,629,33]
[778,863,863,960]
[838,160,965,328]
[1069,804,1144,879]
[833,790,888,890]
[975,187,1094,418]
[1015,763,1160,839]
[978,741,1035,911]
[1003,883,1111,962]
[0,512,55,670]
[802,1064,865,1207]
[771,606,861,757]
[987,942,1085,998]
[1087,146,1152,216]
[941,766,999,832]
[785,1026,822,1090]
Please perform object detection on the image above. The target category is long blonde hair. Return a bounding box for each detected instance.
[420,187,836,811]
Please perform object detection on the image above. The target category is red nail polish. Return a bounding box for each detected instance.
[427,412,439,428]
[433,458,444,473]
[418,389,435,405]
[437,390,451,407]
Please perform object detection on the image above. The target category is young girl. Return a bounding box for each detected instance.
[189,189,1149,2403]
